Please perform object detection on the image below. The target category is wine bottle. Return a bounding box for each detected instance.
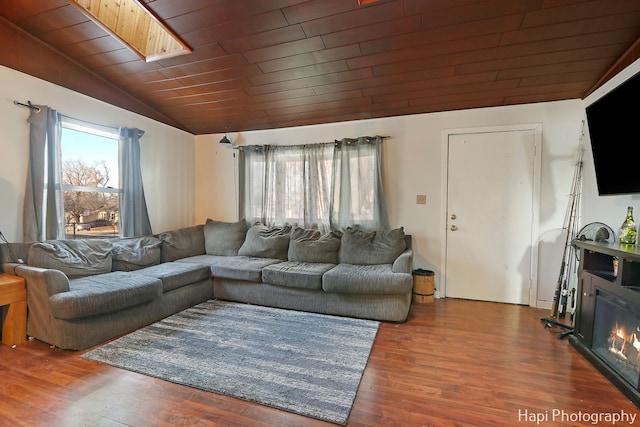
[618,206,637,245]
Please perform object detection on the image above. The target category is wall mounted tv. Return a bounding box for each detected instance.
[584,58,640,196]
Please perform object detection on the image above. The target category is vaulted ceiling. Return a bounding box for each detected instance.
[1,0,639,135]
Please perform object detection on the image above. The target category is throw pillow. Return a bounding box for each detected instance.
[288,227,341,264]
[237,223,291,260]
[158,224,205,262]
[204,218,247,256]
[111,236,162,271]
[28,239,113,278]
[339,227,406,265]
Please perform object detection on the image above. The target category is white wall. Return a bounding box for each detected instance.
[0,66,195,240]
[195,100,591,307]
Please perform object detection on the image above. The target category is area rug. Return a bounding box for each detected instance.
[81,300,379,425]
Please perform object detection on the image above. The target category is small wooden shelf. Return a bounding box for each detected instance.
[0,273,27,346]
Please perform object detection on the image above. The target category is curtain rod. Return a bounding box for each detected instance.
[12,101,144,137]
[237,135,391,151]
[13,100,41,112]
[334,135,390,143]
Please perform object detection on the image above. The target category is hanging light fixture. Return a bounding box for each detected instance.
[219,128,232,145]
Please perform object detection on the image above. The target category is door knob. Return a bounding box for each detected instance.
[450,214,457,220]
[450,225,458,231]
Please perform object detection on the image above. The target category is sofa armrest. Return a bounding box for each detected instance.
[13,265,71,345]
[14,265,71,296]
[2,262,21,275]
[392,248,413,274]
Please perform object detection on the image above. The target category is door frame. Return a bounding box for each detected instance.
[439,124,542,307]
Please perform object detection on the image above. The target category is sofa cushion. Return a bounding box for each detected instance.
[176,254,278,281]
[238,224,291,260]
[288,227,341,264]
[322,263,412,295]
[204,218,247,256]
[111,236,162,271]
[132,262,211,293]
[210,256,283,282]
[28,239,113,278]
[49,272,161,320]
[263,261,336,290]
[174,254,232,269]
[338,227,406,265]
[0,242,33,266]
[159,225,205,262]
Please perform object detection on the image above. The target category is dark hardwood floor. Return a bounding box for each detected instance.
[0,299,636,426]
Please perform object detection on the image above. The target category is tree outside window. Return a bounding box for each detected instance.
[61,122,119,238]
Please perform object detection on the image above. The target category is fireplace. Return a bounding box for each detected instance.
[593,290,640,390]
[571,240,640,407]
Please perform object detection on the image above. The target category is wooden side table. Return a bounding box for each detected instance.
[0,273,27,346]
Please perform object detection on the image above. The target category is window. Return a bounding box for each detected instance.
[61,119,119,238]
[241,138,389,232]
[23,105,150,242]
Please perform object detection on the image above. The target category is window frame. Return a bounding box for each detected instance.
[60,117,120,236]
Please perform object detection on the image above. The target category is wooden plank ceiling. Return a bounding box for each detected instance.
[0,0,639,135]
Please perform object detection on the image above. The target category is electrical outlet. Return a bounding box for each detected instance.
[416,194,427,204]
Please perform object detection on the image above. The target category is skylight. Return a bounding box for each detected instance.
[68,0,192,62]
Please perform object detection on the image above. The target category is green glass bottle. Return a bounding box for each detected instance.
[618,206,637,245]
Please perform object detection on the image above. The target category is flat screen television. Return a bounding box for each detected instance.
[584,58,640,196]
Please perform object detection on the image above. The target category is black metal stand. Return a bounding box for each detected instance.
[540,317,574,339]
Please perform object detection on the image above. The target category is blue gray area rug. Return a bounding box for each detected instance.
[81,300,379,425]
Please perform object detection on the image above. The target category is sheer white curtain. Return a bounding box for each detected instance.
[240,136,389,232]
[331,136,390,230]
[23,105,65,241]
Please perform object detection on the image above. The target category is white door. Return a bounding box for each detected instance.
[444,127,540,305]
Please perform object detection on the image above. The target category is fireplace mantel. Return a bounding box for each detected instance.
[572,240,640,407]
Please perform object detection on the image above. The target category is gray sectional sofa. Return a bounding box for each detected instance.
[0,220,413,350]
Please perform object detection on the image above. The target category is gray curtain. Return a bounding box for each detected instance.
[118,128,152,237]
[241,136,389,232]
[237,148,246,223]
[23,105,65,242]
[331,136,390,230]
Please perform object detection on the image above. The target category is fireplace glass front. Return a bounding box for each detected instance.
[593,290,640,390]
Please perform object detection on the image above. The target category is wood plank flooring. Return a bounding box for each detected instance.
[0,299,636,426]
